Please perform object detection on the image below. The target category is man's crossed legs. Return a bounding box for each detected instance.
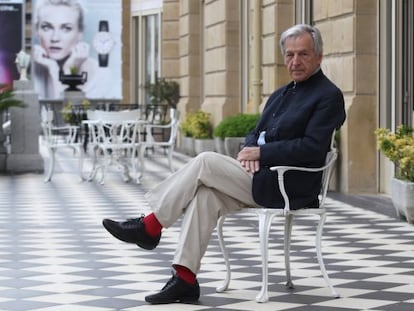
[103,152,259,304]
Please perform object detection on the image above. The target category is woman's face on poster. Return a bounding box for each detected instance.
[37,5,82,61]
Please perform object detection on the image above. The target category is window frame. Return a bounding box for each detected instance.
[132,9,162,106]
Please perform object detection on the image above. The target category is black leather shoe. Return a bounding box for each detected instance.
[145,274,200,304]
[102,217,160,250]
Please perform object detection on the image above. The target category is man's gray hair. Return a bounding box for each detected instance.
[279,24,323,56]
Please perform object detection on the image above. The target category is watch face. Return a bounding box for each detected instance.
[93,32,115,54]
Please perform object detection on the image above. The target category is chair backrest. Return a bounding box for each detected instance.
[41,106,54,124]
[86,110,95,120]
[40,106,79,145]
[271,130,338,213]
[86,109,143,147]
[312,130,338,209]
[89,109,141,123]
[40,107,52,139]
[167,117,180,144]
[164,108,180,144]
[318,146,338,208]
[40,106,58,140]
[144,108,180,145]
[170,107,180,120]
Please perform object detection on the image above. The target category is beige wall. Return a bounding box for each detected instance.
[202,0,241,126]
[261,0,293,105]
[314,0,378,193]
[176,0,201,117]
[162,0,180,80]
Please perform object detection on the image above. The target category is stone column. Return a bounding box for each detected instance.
[6,80,43,173]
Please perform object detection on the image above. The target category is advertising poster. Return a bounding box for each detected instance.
[0,0,24,87]
[31,0,122,100]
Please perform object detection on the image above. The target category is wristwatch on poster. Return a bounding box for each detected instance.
[93,20,115,67]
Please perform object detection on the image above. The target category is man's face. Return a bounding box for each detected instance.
[37,5,81,61]
[283,32,322,82]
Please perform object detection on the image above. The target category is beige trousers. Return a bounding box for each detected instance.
[145,151,261,274]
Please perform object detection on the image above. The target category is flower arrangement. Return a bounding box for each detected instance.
[374,125,414,182]
[180,111,213,139]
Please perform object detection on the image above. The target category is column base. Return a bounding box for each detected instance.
[6,153,44,174]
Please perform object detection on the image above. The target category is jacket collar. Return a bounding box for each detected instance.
[293,67,323,87]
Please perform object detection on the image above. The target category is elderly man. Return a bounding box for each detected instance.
[103,24,346,304]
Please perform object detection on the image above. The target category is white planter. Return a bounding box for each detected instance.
[194,138,216,154]
[214,137,225,154]
[391,177,414,224]
[181,135,195,156]
[224,137,245,159]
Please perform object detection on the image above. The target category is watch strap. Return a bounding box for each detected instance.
[98,54,109,67]
[99,20,109,32]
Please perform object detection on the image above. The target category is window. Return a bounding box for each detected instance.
[295,0,313,24]
[133,12,161,105]
[401,0,413,125]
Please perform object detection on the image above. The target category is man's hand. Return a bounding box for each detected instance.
[237,146,260,173]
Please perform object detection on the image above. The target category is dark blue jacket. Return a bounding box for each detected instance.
[245,70,346,209]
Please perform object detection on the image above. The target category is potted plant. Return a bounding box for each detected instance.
[145,77,180,110]
[374,125,414,223]
[190,111,215,154]
[180,111,215,155]
[213,113,260,158]
[144,78,180,141]
[179,112,195,156]
[0,84,26,170]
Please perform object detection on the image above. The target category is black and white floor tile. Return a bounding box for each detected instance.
[0,145,413,310]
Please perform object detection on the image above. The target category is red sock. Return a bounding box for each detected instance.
[174,265,196,285]
[142,213,163,237]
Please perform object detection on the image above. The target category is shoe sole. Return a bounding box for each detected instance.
[145,296,199,304]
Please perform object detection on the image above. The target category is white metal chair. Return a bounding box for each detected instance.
[216,134,339,302]
[83,109,144,184]
[40,106,84,182]
[141,108,180,173]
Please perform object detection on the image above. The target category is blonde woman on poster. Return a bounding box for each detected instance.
[32,0,107,99]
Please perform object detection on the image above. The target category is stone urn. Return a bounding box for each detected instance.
[391,177,414,224]
[59,71,88,91]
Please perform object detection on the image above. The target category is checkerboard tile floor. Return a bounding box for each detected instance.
[0,146,413,310]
